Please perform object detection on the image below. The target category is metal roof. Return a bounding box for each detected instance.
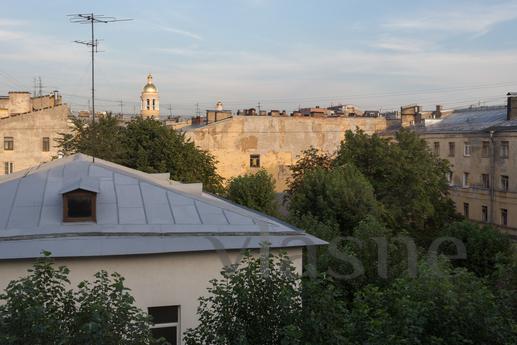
[419,106,510,133]
[0,154,325,260]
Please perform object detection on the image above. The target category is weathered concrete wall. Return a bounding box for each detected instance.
[185,116,387,191]
[0,104,71,175]
[422,131,517,236]
[8,92,31,115]
[0,248,302,341]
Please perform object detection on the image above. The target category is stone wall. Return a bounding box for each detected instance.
[185,116,387,191]
[0,104,71,175]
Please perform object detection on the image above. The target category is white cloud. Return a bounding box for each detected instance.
[385,1,517,35]
[159,26,202,40]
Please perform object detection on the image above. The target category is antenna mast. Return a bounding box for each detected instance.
[68,13,132,122]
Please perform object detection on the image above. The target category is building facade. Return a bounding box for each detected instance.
[418,94,517,237]
[0,154,325,344]
[0,91,70,175]
[140,74,160,118]
[184,115,387,191]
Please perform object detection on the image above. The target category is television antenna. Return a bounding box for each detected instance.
[68,13,132,122]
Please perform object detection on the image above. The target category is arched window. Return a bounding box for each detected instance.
[152,99,156,110]
[146,99,150,110]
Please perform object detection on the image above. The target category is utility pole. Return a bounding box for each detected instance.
[168,104,173,117]
[68,13,132,122]
[257,101,261,115]
[37,76,43,96]
[196,103,201,117]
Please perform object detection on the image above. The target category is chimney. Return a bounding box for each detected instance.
[508,92,517,120]
[436,105,443,118]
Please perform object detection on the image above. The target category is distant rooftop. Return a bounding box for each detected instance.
[418,105,513,133]
[0,154,324,260]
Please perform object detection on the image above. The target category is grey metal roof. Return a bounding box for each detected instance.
[60,176,100,194]
[419,106,509,133]
[0,154,325,260]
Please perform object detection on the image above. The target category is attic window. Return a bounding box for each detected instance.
[63,190,97,222]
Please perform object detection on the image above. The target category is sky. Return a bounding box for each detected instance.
[1,0,517,115]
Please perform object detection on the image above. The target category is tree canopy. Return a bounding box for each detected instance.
[225,169,278,216]
[57,116,224,193]
[0,252,165,345]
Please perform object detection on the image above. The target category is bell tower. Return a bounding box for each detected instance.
[140,73,160,119]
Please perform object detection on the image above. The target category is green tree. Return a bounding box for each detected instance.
[347,260,517,345]
[285,147,333,199]
[440,221,515,278]
[288,164,383,236]
[57,116,224,194]
[335,128,456,244]
[184,251,302,345]
[226,169,278,216]
[0,252,165,345]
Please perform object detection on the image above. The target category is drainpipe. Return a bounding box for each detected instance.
[489,130,495,224]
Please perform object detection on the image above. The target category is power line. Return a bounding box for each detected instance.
[68,13,133,122]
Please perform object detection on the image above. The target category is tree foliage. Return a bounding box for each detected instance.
[335,128,456,243]
[347,260,517,345]
[183,251,302,345]
[225,169,278,216]
[57,116,224,193]
[0,252,165,345]
[288,164,383,236]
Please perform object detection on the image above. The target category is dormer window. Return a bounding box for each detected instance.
[60,177,100,223]
[63,190,96,222]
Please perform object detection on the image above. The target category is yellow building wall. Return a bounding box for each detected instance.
[0,104,71,175]
[185,116,387,191]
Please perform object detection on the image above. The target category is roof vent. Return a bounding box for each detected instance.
[61,177,99,223]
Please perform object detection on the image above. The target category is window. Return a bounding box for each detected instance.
[146,99,150,110]
[3,137,13,151]
[4,162,13,175]
[463,172,469,187]
[42,137,50,152]
[447,171,453,186]
[482,205,488,223]
[501,208,508,226]
[501,141,509,159]
[63,190,96,222]
[433,142,440,155]
[250,154,260,168]
[152,99,156,110]
[482,141,490,157]
[481,174,490,189]
[463,203,469,219]
[448,142,455,157]
[464,142,471,157]
[501,175,509,192]
[148,306,179,345]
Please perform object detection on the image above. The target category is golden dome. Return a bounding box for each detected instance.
[143,73,158,93]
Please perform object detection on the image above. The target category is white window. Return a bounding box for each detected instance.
[446,171,453,186]
[464,142,471,157]
[148,306,180,345]
[4,162,13,175]
[463,172,469,187]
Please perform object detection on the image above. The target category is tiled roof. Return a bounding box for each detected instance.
[0,154,325,260]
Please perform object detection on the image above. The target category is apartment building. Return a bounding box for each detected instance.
[418,93,517,236]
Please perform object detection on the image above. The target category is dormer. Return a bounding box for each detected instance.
[60,177,100,223]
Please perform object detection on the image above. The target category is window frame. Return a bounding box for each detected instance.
[62,190,97,223]
[463,142,471,157]
[448,142,455,157]
[433,141,440,155]
[481,141,490,158]
[463,172,469,187]
[500,141,509,159]
[501,208,508,226]
[249,154,261,168]
[463,202,469,219]
[3,136,14,151]
[42,137,50,152]
[501,175,509,192]
[148,305,180,345]
[4,162,13,175]
[481,173,490,189]
[482,205,488,223]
